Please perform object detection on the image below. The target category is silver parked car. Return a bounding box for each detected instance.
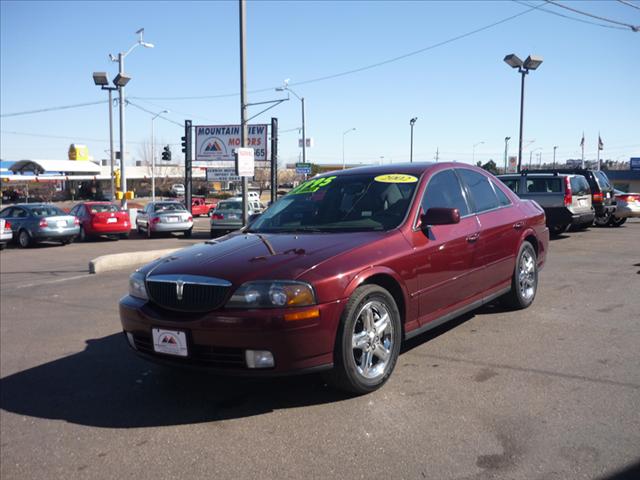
[136,201,193,238]
[209,197,261,237]
[0,218,13,249]
[0,203,80,248]
[609,189,640,227]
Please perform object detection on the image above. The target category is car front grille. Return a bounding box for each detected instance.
[131,333,246,369]
[145,274,231,312]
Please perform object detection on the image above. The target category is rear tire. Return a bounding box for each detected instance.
[594,212,612,227]
[608,216,626,227]
[549,224,568,236]
[18,230,31,249]
[325,285,401,395]
[502,241,538,310]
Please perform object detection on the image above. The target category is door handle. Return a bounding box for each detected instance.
[466,233,480,243]
[513,222,524,230]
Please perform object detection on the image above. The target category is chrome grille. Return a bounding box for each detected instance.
[145,274,231,312]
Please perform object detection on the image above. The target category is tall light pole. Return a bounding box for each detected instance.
[537,151,543,168]
[151,110,169,202]
[504,54,543,173]
[553,145,558,167]
[473,141,485,165]
[92,72,117,201]
[409,117,417,162]
[110,28,154,209]
[276,80,306,166]
[342,128,356,169]
[529,147,542,169]
[504,136,511,172]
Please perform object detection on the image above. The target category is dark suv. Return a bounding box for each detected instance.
[533,169,616,226]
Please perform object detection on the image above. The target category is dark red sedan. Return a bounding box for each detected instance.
[120,163,548,393]
[70,201,131,241]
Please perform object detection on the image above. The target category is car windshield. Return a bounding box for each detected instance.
[249,173,418,233]
[89,204,119,213]
[217,201,242,211]
[154,203,184,212]
[29,206,65,217]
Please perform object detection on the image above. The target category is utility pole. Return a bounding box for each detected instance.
[184,120,192,213]
[434,148,439,162]
[553,145,558,168]
[117,53,127,209]
[270,117,278,204]
[504,136,511,173]
[239,0,249,226]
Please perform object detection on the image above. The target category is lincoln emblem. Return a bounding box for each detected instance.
[176,280,185,300]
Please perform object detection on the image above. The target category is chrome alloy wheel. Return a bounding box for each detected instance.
[351,300,394,380]
[518,250,536,301]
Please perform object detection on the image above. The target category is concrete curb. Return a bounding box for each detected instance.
[89,248,180,274]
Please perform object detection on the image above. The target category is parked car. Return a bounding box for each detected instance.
[191,196,218,217]
[609,189,640,227]
[120,163,548,394]
[170,184,185,197]
[498,172,594,235]
[136,201,193,238]
[0,218,13,249]
[209,197,261,237]
[70,201,131,241]
[535,168,616,226]
[0,203,80,248]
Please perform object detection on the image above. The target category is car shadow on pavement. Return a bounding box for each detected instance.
[0,333,350,429]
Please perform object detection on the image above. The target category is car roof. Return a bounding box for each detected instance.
[314,161,437,178]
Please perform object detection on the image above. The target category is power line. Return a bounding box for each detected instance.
[515,0,629,30]
[0,100,108,118]
[545,0,640,31]
[617,0,640,11]
[131,5,542,101]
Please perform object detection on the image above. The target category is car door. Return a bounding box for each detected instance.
[457,169,522,295]
[406,169,480,325]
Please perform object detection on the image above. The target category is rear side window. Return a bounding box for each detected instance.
[499,178,519,194]
[594,171,612,190]
[492,181,512,206]
[421,170,469,216]
[570,176,591,196]
[525,177,562,193]
[457,169,500,213]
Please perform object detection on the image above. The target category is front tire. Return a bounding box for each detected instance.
[608,216,626,227]
[326,285,402,395]
[503,241,538,310]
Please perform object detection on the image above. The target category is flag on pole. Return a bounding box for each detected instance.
[580,133,585,148]
[598,135,604,151]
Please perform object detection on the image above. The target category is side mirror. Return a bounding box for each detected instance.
[421,207,460,229]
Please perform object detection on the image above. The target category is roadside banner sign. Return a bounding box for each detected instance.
[630,158,640,170]
[295,162,312,174]
[236,148,255,177]
[206,167,240,182]
[195,124,268,165]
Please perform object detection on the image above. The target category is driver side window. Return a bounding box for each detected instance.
[421,170,470,216]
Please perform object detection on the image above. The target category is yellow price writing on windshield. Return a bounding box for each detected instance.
[374,174,418,184]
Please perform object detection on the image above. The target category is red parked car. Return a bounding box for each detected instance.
[120,163,549,394]
[70,201,131,241]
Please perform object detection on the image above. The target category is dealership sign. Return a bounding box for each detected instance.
[195,124,268,164]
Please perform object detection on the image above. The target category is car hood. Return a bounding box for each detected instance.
[144,231,385,285]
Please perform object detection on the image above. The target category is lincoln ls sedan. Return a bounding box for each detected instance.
[120,163,549,394]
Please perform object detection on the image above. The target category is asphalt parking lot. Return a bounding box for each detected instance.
[1,220,639,480]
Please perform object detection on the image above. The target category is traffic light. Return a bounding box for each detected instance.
[181,136,187,154]
[161,145,171,161]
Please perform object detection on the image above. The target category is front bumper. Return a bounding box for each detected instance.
[119,295,344,375]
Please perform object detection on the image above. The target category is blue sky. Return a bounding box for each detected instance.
[1,0,638,168]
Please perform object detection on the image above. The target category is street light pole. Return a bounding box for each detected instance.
[239,0,249,226]
[342,128,356,169]
[504,136,511,173]
[150,110,168,203]
[473,141,485,165]
[504,54,543,173]
[529,147,542,169]
[409,117,417,163]
[553,145,558,168]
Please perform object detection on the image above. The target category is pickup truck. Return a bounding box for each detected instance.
[191,197,218,217]
[498,172,595,235]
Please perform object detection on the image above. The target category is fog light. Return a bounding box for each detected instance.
[245,350,274,369]
[125,332,137,350]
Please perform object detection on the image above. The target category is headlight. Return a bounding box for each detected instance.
[226,281,315,309]
[128,271,148,300]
